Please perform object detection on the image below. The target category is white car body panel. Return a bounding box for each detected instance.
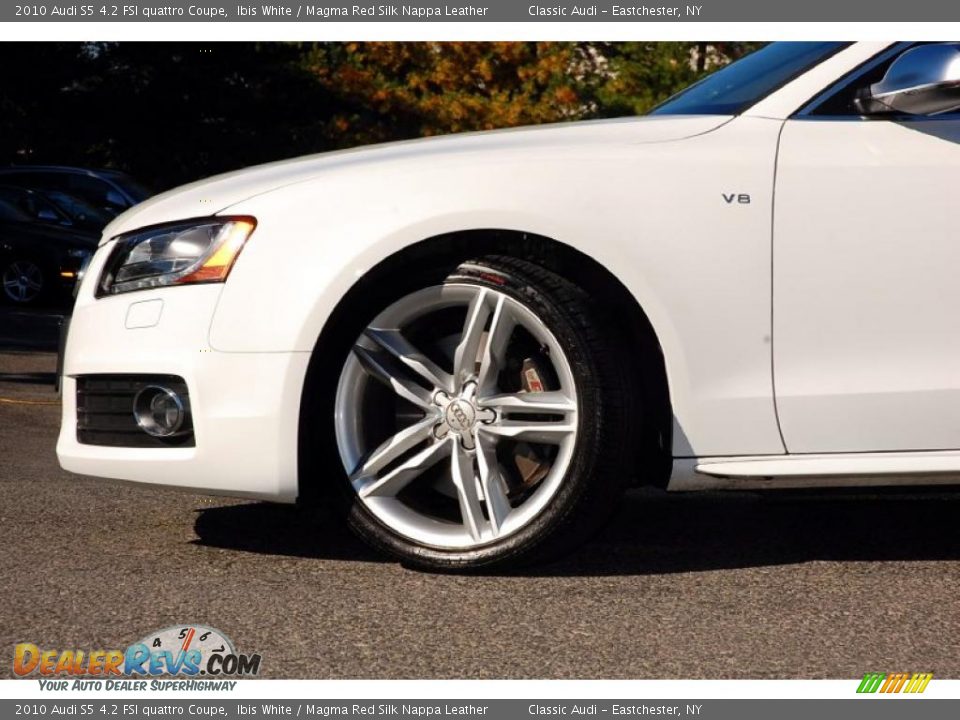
[58,40,960,503]
[774,117,960,453]
[56,255,308,499]
[100,114,730,242]
[207,115,785,458]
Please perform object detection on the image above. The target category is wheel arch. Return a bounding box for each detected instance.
[296,229,673,504]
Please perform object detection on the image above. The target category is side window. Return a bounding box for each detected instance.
[65,175,127,211]
[810,45,920,116]
[31,195,67,223]
[0,173,128,212]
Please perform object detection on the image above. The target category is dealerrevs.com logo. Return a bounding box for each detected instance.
[14,625,261,689]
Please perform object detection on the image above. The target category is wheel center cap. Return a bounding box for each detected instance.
[433,386,496,449]
[445,399,476,434]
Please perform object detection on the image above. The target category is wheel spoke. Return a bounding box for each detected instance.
[357,438,450,498]
[452,288,491,383]
[364,328,453,393]
[476,434,511,536]
[350,416,437,481]
[480,419,577,445]
[4,279,26,301]
[475,296,513,392]
[478,390,577,416]
[352,344,435,410]
[451,441,485,542]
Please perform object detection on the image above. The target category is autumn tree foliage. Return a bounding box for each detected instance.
[0,41,761,189]
[303,42,595,145]
[304,41,759,146]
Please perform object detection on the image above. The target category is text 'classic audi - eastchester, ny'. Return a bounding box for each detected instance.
[58,42,960,569]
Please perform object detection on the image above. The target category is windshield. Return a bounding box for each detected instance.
[651,42,849,116]
[46,190,113,225]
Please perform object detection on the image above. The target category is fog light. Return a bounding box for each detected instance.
[133,386,186,437]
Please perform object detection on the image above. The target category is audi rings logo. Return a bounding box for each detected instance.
[445,400,475,432]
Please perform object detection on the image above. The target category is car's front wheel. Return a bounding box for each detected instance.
[317,256,637,570]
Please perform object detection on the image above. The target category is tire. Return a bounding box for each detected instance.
[308,255,639,571]
[1,257,47,306]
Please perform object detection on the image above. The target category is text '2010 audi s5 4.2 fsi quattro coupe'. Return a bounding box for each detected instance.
[57,42,960,569]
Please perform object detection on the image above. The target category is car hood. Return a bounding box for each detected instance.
[101,114,731,243]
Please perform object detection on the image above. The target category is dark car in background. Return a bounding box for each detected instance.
[0,167,151,311]
[0,185,114,235]
[0,198,97,305]
[0,165,151,218]
[41,190,114,233]
[0,164,150,355]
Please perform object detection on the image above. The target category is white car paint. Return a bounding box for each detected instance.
[775,117,960,454]
[58,41,960,501]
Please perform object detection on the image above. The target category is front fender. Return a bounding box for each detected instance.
[210,115,786,458]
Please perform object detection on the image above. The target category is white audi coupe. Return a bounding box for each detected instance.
[58,42,960,569]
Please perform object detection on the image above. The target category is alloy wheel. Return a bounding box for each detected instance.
[334,283,579,550]
[2,260,44,304]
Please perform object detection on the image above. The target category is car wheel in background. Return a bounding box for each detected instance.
[2,258,46,305]
[315,256,638,570]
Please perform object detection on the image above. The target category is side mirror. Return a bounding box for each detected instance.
[857,44,960,116]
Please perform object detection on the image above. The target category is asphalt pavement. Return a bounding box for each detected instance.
[1,349,959,679]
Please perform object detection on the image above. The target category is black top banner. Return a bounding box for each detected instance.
[4,0,958,21]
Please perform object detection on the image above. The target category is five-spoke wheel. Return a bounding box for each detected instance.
[2,259,45,304]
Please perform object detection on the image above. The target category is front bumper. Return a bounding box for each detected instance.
[56,277,310,502]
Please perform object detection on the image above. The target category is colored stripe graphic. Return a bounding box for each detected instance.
[857,672,932,694]
[909,673,934,694]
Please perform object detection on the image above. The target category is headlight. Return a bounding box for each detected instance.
[97,217,256,297]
